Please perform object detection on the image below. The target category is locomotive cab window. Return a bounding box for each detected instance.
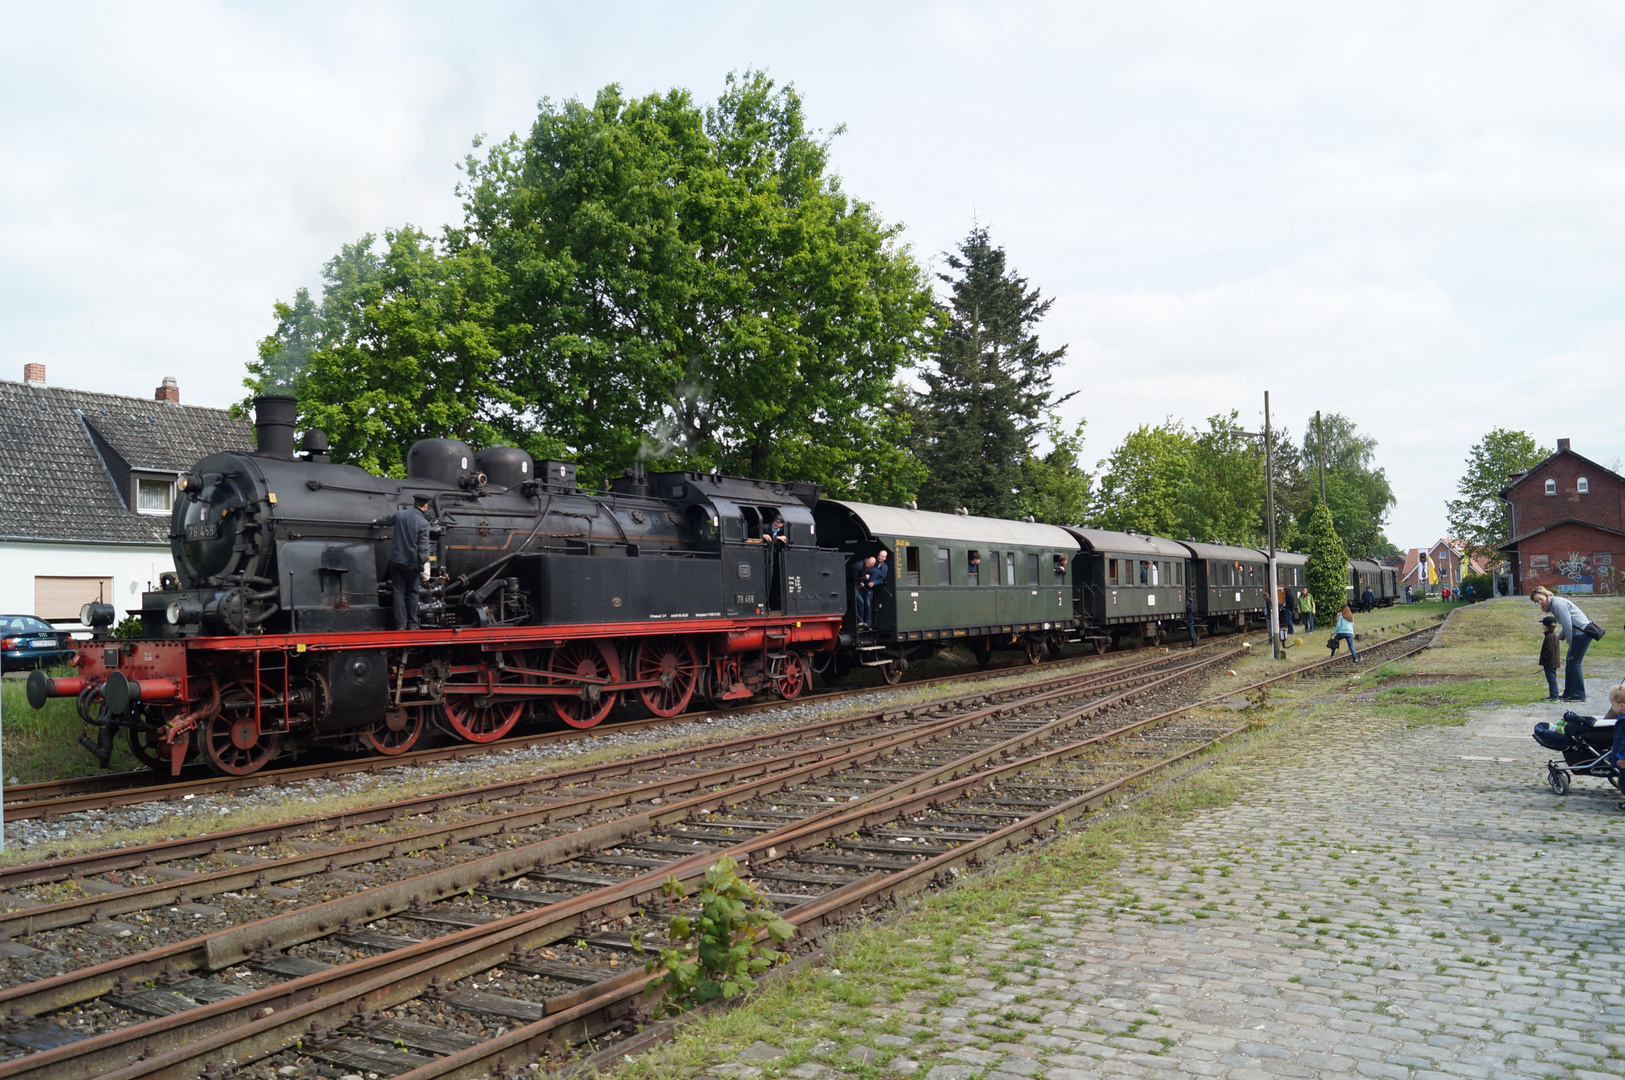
[904,546,921,586]
[967,550,981,585]
[937,547,951,586]
[740,506,761,539]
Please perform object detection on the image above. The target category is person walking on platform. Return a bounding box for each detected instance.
[1298,588,1316,633]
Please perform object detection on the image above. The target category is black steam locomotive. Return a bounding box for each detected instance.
[31,397,848,775]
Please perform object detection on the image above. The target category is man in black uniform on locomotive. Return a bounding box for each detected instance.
[374,494,434,630]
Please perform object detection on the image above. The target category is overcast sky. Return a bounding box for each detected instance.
[4,1,1623,547]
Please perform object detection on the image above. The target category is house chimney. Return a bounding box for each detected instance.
[154,376,180,404]
[22,363,45,387]
[1557,437,1571,453]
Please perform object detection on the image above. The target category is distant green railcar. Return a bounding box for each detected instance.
[813,501,1078,675]
[1183,541,1269,629]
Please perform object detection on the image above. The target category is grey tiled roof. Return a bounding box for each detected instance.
[0,380,254,544]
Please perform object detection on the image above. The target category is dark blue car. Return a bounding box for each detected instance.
[1,615,76,672]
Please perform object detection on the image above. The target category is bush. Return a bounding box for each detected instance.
[112,615,144,639]
[1460,573,1493,601]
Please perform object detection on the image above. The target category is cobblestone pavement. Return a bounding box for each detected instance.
[707,691,1625,1080]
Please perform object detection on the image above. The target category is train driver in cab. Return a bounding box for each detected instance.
[374,493,435,631]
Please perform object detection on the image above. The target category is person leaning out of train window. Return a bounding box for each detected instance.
[1530,585,1600,703]
[761,512,788,545]
[1298,588,1316,632]
[870,548,891,594]
[374,493,434,631]
[968,551,981,585]
[1329,604,1359,662]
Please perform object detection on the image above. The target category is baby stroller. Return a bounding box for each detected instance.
[1533,712,1619,796]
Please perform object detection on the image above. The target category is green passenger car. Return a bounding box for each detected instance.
[813,500,1078,669]
[1182,541,1269,629]
[1063,528,1193,650]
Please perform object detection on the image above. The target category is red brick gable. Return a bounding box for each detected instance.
[1500,446,1625,541]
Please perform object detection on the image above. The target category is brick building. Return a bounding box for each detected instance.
[1498,438,1625,596]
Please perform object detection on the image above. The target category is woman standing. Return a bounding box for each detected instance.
[1299,588,1316,633]
[1529,586,1596,702]
[1328,604,1358,662]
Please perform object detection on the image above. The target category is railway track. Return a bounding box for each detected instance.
[0,625,1437,1080]
[4,641,1203,820]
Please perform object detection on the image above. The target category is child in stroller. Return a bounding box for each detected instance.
[1534,683,1625,797]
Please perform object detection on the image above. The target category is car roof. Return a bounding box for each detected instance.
[1061,527,1190,558]
[821,500,1077,548]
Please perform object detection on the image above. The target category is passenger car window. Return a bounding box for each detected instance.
[967,550,981,584]
[937,547,950,585]
[1005,552,1015,585]
[1053,554,1067,582]
[1108,558,1117,585]
[1027,553,1039,585]
[905,547,921,586]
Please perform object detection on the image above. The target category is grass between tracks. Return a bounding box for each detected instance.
[597,597,1620,1080]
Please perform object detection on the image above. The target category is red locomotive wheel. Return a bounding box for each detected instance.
[202,682,282,776]
[776,650,808,700]
[551,640,620,729]
[633,637,700,717]
[365,705,427,756]
[444,695,524,744]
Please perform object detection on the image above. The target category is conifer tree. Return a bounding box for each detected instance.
[1304,501,1350,621]
[911,227,1071,518]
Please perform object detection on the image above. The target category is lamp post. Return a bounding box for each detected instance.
[1230,391,1281,659]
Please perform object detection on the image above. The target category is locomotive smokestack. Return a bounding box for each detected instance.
[253,395,297,460]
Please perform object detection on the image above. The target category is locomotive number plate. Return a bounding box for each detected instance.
[185,522,219,541]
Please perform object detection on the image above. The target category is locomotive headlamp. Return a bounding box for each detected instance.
[166,597,203,626]
[80,602,115,628]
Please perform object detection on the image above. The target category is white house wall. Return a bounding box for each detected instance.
[0,540,172,626]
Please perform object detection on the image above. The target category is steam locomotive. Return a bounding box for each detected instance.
[28,396,854,775]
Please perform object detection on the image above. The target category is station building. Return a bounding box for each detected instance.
[1498,438,1625,596]
[0,364,253,626]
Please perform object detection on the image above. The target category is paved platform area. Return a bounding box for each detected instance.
[710,693,1625,1080]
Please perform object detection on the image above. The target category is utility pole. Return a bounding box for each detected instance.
[1315,410,1326,505]
[1265,392,1280,659]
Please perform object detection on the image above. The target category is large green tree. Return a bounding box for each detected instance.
[1301,413,1395,558]
[457,72,935,498]
[1092,421,1197,538]
[909,226,1071,518]
[241,228,519,476]
[1091,413,1264,545]
[248,73,936,500]
[1445,429,1548,569]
